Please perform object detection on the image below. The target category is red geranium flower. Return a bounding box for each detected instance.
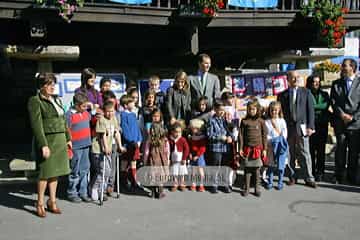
[341,7,349,14]
[333,31,341,39]
[203,7,210,15]
[217,0,225,9]
[325,19,334,26]
[209,8,215,16]
[321,28,329,36]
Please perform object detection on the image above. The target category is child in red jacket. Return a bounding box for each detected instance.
[188,119,207,192]
[168,122,190,191]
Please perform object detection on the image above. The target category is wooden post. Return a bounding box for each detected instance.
[190,26,199,55]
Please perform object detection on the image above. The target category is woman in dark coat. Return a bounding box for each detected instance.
[306,74,330,182]
[166,70,192,126]
[28,73,71,217]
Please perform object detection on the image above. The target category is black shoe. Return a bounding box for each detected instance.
[80,195,93,203]
[305,181,317,188]
[254,191,261,197]
[210,187,219,194]
[287,177,297,186]
[99,195,108,202]
[223,186,232,193]
[68,196,82,203]
[315,174,323,182]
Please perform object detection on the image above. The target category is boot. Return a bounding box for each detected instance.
[254,168,261,197]
[242,170,251,197]
[278,169,284,190]
[120,171,131,192]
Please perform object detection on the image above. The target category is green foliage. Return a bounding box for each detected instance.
[301,0,348,48]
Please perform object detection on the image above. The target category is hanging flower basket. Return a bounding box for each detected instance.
[301,0,348,48]
[34,0,84,23]
[178,0,225,18]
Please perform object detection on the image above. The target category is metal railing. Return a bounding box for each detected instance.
[84,0,360,11]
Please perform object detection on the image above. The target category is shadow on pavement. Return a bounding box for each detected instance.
[0,182,38,216]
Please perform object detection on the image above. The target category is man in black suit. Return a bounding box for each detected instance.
[278,70,317,188]
[330,58,360,185]
[188,53,221,108]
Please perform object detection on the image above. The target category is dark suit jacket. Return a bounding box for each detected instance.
[278,87,315,136]
[330,76,360,133]
[188,72,221,108]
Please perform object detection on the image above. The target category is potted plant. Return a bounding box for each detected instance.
[301,0,349,48]
[34,0,84,23]
[313,60,341,83]
[178,0,225,17]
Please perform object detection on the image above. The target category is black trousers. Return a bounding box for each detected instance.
[309,122,328,176]
[335,129,360,184]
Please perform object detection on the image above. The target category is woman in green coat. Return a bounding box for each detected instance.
[28,73,71,217]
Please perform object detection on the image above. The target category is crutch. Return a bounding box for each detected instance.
[116,152,120,198]
[100,155,110,206]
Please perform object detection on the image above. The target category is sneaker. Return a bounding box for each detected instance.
[80,195,93,203]
[179,185,187,191]
[277,183,284,191]
[265,183,273,190]
[68,196,82,203]
[91,188,99,201]
[198,185,205,192]
[190,184,196,192]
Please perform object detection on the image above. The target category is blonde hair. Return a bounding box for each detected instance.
[149,75,160,85]
[267,101,283,119]
[189,118,204,130]
[174,70,189,91]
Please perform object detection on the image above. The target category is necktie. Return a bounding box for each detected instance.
[346,77,352,94]
[291,89,296,121]
[201,74,205,93]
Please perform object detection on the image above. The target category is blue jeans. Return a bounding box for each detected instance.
[67,147,90,198]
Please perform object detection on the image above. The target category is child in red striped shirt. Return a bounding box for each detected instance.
[65,93,92,203]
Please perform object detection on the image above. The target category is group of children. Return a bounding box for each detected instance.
[65,68,291,202]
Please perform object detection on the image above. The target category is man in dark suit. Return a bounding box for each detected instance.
[188,53,221,108]
[330,58,360,185]
[278,70,317,188]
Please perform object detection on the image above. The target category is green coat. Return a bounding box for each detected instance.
[311,89,330,125]
[28,93,70,179]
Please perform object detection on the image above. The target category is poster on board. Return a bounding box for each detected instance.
[228,72,288,97]
[52,73,126,110]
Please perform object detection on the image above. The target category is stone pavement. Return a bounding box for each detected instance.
[1,142,360,240]
[0,177,360,240]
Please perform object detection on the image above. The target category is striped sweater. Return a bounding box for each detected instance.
[66,108,92,150]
